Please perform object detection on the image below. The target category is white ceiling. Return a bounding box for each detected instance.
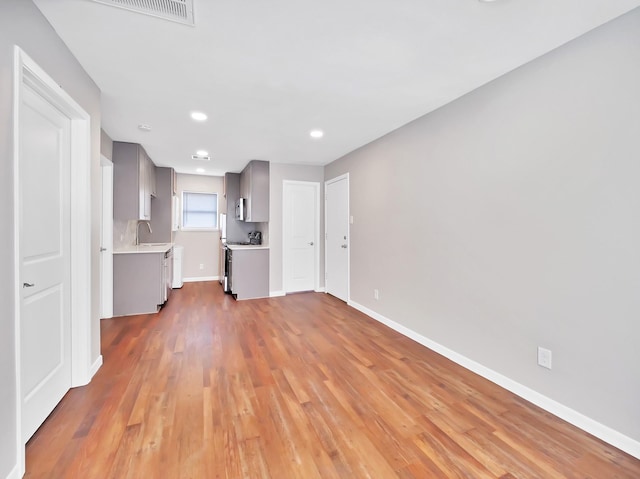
[33,0,640,176]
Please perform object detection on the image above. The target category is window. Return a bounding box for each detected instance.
[181,191,218,230]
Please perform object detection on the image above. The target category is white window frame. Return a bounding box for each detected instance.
[181,191,219,231]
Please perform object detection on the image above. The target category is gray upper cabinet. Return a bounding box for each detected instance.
[239,160,269,222]
[113,141,156,222]
[138,167,174,244]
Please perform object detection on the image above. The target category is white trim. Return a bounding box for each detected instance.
[13,47,94,476]
[324,173,350,302]
[6,464,20,479]
[100,156,114,319]
[89,355,104,379]
[270,290,286,297]
[183,276,218,283]
[314,287,326,293]
[282,180,321,294]
[12,44,24,479]
[348,299,640,460]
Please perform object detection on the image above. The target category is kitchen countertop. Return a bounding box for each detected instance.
[113,243,174,254]
[226,244,269,251]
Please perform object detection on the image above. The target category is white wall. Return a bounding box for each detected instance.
[326,8,640,447]
[0,1,102,476]
[174,174,224,280]
[269,163,325,294]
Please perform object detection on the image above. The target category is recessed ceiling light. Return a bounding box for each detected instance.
[310,129,324,139]
[196,149,209,156]
[190,111,208,121]
[196,168,205,173]
[138,124,152,131]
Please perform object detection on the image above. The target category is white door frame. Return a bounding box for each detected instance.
[282,180,321,293]
[324,173,350,302]
[13,47,93,475]
[100,156,114,319]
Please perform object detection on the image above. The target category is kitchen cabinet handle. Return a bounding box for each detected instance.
[23,282,35,288]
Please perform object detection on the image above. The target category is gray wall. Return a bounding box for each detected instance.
[326,8,640,443]
[100,128,113,160]
[0,1,102,475]
[269,163,325,293]
[174,174,224,280]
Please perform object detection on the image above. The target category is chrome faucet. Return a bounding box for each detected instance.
[136,220,152,245]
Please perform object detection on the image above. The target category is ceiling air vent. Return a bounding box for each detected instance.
[90,0,195,26]
[191,154,211,161]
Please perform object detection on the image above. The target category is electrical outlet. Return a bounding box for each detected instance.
[199,263,204,270]
[374,289,379,300]
[537,347,552,370]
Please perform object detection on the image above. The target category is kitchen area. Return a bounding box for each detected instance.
[111,140,270,317]
[220,160,270,300]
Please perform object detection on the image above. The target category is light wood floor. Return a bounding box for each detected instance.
[25,282,639,478]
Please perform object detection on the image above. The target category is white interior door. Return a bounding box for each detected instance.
[325,175,349,301]
[100,158,114,319]
[19,84,72,442]
[283,181,319,293]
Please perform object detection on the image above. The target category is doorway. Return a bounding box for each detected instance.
[324,174,349,302]
[283,181,320,293]
[13,47,93,473]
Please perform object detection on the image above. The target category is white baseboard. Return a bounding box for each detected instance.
[183,276,218,283]
[89,355,103,379]
[6,463,21,479]
[348,299,640,460]
[269,288,324,297]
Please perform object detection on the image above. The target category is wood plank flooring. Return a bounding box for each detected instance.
[25,282,640,478]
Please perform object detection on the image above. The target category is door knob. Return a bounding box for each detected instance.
[341,244,347,249]
[100,247,107,252]
[309,242,314,246]
[23,282,35,288]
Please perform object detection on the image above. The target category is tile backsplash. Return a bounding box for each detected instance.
[113,219,138,248]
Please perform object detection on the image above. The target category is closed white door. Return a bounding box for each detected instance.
[325,175,349,301]
[283,181,319,292]
[19,84,72,442]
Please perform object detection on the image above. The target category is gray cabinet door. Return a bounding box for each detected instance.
[113,141,156,222]
[242,160,269,222]
[138,167,174,244]
[138,147,150,220]
[113,253,163,316]
[230,248,269,299]
[113,142,141,221]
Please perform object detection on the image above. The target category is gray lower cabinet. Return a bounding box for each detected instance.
[113,253,164,316]
[229,248,269,300]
